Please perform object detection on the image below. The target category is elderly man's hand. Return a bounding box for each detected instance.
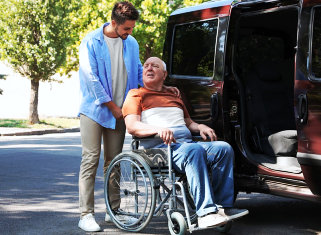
[157,128,176,145]
[198,124,217,141]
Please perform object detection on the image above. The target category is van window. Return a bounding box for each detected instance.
[171,19,218,78]
[311,7,321,79]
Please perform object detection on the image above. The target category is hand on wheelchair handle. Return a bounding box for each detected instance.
[157,128,176,145]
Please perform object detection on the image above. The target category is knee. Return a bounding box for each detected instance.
[214,141,233,155]
[221,142,234,158]
[183,143,206,162]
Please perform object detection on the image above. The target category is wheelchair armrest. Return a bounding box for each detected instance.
[191,132,212,142]
[131,134,162,150]
[132,134,160,141]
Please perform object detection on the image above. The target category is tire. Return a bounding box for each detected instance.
[104,152,156,232]
[168,212,187,235]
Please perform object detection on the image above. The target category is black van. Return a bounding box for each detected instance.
[163,0,321,202]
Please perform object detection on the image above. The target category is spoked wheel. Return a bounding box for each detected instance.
[104,152,156,232]
[168,212,187,235]
[214,221,233,233]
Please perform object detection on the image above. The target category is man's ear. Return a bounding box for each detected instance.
[163,71,168,80]
[111,20,117,28]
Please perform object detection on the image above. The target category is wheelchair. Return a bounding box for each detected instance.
[104,136,232,234]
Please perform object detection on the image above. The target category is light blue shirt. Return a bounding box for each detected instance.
[78,22,143,129]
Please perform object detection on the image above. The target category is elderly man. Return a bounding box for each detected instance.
[122,57,248,229]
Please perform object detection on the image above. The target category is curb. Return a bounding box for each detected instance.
[0,127,80,137]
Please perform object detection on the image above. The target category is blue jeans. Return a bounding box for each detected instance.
[159,141,234,217]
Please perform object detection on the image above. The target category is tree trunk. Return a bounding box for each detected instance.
[144,45,153,62]
[29,79,40,124]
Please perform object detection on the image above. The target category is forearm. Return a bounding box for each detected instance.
[104,101,122,120]
[79,42,111,104]
[125,115,176,144]
[186,119,201,133]
[125,116,160,137]
[128,122,161,137]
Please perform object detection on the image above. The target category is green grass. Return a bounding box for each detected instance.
[0,117,80,129]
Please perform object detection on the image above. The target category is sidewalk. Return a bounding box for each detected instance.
[0,127,80,136]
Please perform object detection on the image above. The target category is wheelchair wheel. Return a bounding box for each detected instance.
[104,152,156,232]
[168,212,187,235]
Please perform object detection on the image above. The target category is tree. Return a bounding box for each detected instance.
[0,0,81,124]
[0,74,6,95]
[133,0,207,61]
[66,0,208,70]
[0,0,208,124]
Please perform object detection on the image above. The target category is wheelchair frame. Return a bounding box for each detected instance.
[104,138,231,234]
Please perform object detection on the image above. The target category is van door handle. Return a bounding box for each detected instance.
[298,94,308,124]
[211,93,219,122]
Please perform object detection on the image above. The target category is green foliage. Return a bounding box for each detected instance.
[0,0,209,75]
[68,0,209,70]
[131,0,208,61]
[0,119,29,128]
[0,0,81,81]
[0,117,79,129]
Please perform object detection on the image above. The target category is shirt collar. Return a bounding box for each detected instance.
[93,22,110,42]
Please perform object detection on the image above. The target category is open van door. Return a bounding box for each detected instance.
[295,0,321,195]
[163,1,233,139]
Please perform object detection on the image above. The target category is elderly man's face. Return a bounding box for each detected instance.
[143,57,166,90]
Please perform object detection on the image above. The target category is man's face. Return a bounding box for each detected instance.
[143,57,167,90]
[114,20,136,40]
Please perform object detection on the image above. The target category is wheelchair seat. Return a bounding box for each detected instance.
[132,148,168,168]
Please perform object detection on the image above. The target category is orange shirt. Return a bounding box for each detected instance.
[122,87,190,118]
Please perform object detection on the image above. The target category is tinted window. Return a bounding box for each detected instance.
[237,34,285,76]
[171,19,218,78]
[311,7,321,79]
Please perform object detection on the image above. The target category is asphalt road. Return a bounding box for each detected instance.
[0,133,321,235]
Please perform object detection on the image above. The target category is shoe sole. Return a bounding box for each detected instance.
[226,210,249,221]
[198,218,228,229]
[78,224,101,232]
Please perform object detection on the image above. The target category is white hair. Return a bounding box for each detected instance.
[162,61,167,71]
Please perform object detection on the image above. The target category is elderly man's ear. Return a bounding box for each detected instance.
[163,71,168,80]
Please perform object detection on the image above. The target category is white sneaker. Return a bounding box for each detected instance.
[105,213,138,224]
[197,213,227,229]
[78,213,101,232]
[218,208,249,221]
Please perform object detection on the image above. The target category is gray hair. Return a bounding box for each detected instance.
[162,61,167,71]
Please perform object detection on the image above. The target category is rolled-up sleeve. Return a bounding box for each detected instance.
[122,89,142,118]
[79,39,111,105]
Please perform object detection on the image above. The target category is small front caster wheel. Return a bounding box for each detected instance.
[168,212,187,235]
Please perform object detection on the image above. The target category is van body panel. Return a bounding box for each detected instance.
[163,0,321,201]
[170,0,233,17]
[295,0,321,195]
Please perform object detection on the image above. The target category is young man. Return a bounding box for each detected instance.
[122,57,249,229]
[77,1,142,232]
[78,2,178,232]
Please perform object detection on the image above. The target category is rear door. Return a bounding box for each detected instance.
[295,0,321,195]
[164,2,232,138]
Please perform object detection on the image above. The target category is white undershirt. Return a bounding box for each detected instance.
[104,35,127,107]
[141,107,186,127]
